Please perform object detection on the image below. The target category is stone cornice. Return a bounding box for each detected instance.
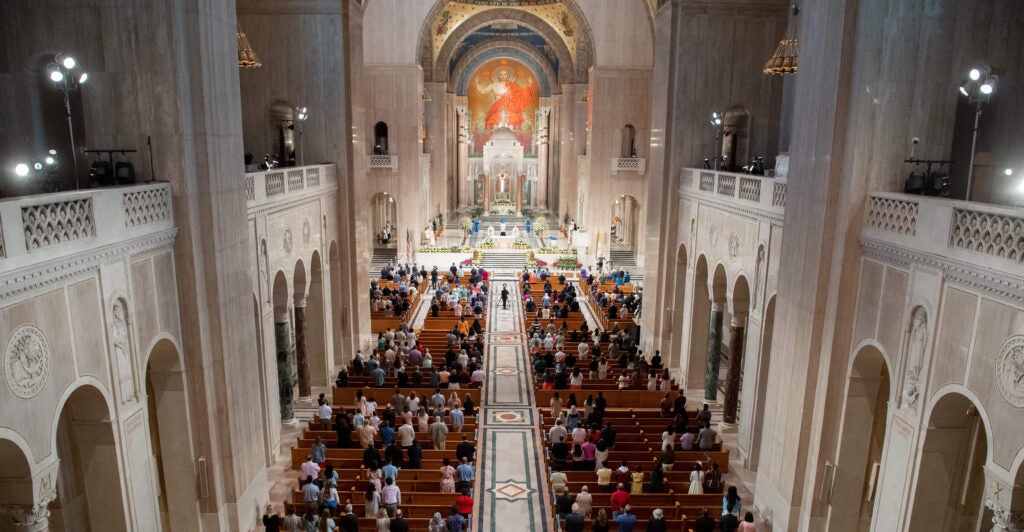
[681,190,785,226]
[247,185,338,218]
[860,237,1024,304]
[0,229,178,305]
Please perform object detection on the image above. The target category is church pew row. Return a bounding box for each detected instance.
[332,387,481,407]
[534,389,677,408]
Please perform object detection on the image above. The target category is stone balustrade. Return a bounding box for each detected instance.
[862,192,1024,279]
[245,164,338,210]
[680,168,786,214]
[0,182,176,290]
[368,154,398,172]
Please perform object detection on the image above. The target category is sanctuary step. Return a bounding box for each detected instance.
[609,249,637,267]
[480,250,527,271]
[369,247,398,278]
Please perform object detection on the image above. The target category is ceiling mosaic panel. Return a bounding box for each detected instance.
[431,1,579,62]
[449,23,558,76]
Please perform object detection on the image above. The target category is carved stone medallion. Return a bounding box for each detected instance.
[302,219,311,244]
[4,325,50,399]
[728,233,740,260]
[996,335,1024,408]
[283,229,293,253]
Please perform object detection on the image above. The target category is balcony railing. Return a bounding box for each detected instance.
[863,192,1024,276]
[681,168,786,213]
[0,182,174,272]
[245,164,337,210]
[611,157,646,175]
[368,154,398,172]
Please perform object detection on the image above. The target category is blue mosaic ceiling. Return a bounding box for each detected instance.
[449,23,559,78]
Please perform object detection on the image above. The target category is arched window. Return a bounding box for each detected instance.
[373,122,389,155]
[621,124,636,157]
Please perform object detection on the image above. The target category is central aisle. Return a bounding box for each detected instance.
[476,276,549,531]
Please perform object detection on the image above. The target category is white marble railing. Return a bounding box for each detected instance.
[680,168,786,214]
[0,182,174,273]
[368,154,398,172]
[611,157,647,175]
[245,164,337,211]
[863,192,1024,276]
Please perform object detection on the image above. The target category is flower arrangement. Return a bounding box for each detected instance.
[553,255,581,269]
[478,237,496,249]
[540,248,577,255]
[532,216,549,237]
[472,250,483,266]
[460,258,472,266]
[492,199,515,206]
[419,245,471,253]
[512,237,531,249]
[459,216,473,231]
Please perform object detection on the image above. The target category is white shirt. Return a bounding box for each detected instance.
[318,403,332,420]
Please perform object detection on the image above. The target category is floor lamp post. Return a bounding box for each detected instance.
[710,111,724,171]
[294,106,309,166]
[958,66,997,202]
[48,53,88,190]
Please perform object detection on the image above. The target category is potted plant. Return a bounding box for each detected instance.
[459,216,473,244]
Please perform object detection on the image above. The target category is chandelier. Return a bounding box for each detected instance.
[763,5,799,75]
[237,27,262,69]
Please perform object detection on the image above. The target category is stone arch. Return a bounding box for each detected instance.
[451,38,558,96]
[668,242,688,373]
[0,436,34,513]
[144,337,201,529]
[611,194,641,253]
[909,388,992,530]
[418,0,594,84]
[50,383,128,530]
[831,342,892,531]
[687,254,711,391]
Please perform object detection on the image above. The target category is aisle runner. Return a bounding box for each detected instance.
[476,277,548,531]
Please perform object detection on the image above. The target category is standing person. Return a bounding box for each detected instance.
[630,466,644,495]
[445,504,467,532]
[703,462,723,493]
[645,508,667,532]
[563,503,585,532]
[574,485,592,518]
[500,284,509,309]
[737,513,757,532]
[282,506,302,532]
[591,509,610,532]
[450,404,465,433]
[689,463,705,494]
[649,463,665,494]
[455,457,475,493]
[380,476,401,518]
[301,476,320,514]
[694,508,715,532]
[318,399,333,431]
[609,483,631,518]
[390,509,409,532]
[614,504,638,532]
[428,512,446,532]
[723,486,743,517]
[375,508,390,532]
[365,484,381,518]
[698,423,717,451]
[337,504,359,532]
[439,457,457,493]
[455,488,473,519]
[406,439,423,469]
[262,504,281,532]
[430,415,449,450]
[596,461,613,492]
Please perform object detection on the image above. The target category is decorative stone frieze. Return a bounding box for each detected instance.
[122,188,171,228]
[866,196,918,236]
[949,207,1024,264]
[21,199,96,250]
[996,335,1024,408]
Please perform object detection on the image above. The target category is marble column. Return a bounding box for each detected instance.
[721,315,746,431]
[275,310,295,423]
[294,298,311,399]
[0,506,49,532]
[704,302,725,402]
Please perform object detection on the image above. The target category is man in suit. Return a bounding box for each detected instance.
[563,503,585,532]
[390,509,410,532]
[337,503,359,532]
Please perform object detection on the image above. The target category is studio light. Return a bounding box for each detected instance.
[1005,168,1014,176]
[293,105,310,166]
[14,163,29,177]
[44,156,55,165]
[959,86,969,97]
[969,68,981,81]
[33,163,43,171]
[61,56,76,69]
[47,52,88,188]
[958,65,998,201]
[49,70,64,82]
[980,82,994,95]
[78,72,88,84]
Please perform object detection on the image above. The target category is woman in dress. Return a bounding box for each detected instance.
[659,368,673,392]
[723,485,743,516]
[261,504,281,532]
[594,440,609,472]
[439,457,457,493]
[630,466,644,495]
[649,463,665,494]
[661,425,675,451]
[688,462,705,494]
[364,484,380,518]
[375,508,390,532]
[318,509,336,532]
[367,464,383,493]
[417,407,429,432]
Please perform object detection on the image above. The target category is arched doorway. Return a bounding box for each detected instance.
[704,264,728,403]
[51,385,128,530]
[272,271,295,423]
[0,438,37,527]
[372,192,397,249]
[146,338,201,531]
[307,250,328,387]
[329,241,345,368]
[721,275,749,428]
[909,392,990,530]
[831,343,891,531]
[611,195,640,253]
[686,255,710,391]
[745,294,775,470]
[668,243,688,373]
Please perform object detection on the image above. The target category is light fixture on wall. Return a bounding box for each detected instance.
[237,26,262,69]
[48,53,87,189]
[764,5,800,75]
[708,111,724,171]
[958,65,998,201]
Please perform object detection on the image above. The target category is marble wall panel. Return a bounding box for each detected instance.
[877,267,909,356]
[578,0,654,68]
[930,286,976,391]
[853,259,884,345]
[130,259,158,353]
[967,298,1024,469]
[153,252,181,338]
[67,279,109,388]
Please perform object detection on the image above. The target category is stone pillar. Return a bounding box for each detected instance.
[275,310,295,423]
[0,505,49,532]
[537,107,551,208]
[456,107,470,206]
[294,298,311,399]
[721,315,746,431]
[704,302,725,402]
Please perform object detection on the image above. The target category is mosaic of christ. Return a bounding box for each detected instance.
[469,58,540,132]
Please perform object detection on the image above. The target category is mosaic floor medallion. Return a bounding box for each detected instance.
[494,366,520,376]
[489,480,535,502]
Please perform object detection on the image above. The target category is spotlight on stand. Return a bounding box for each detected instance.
[958,65,997,201]
[14,163,30,177]
[293,106,309,166]
[48,53,88,189]
[708,111,724,171]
